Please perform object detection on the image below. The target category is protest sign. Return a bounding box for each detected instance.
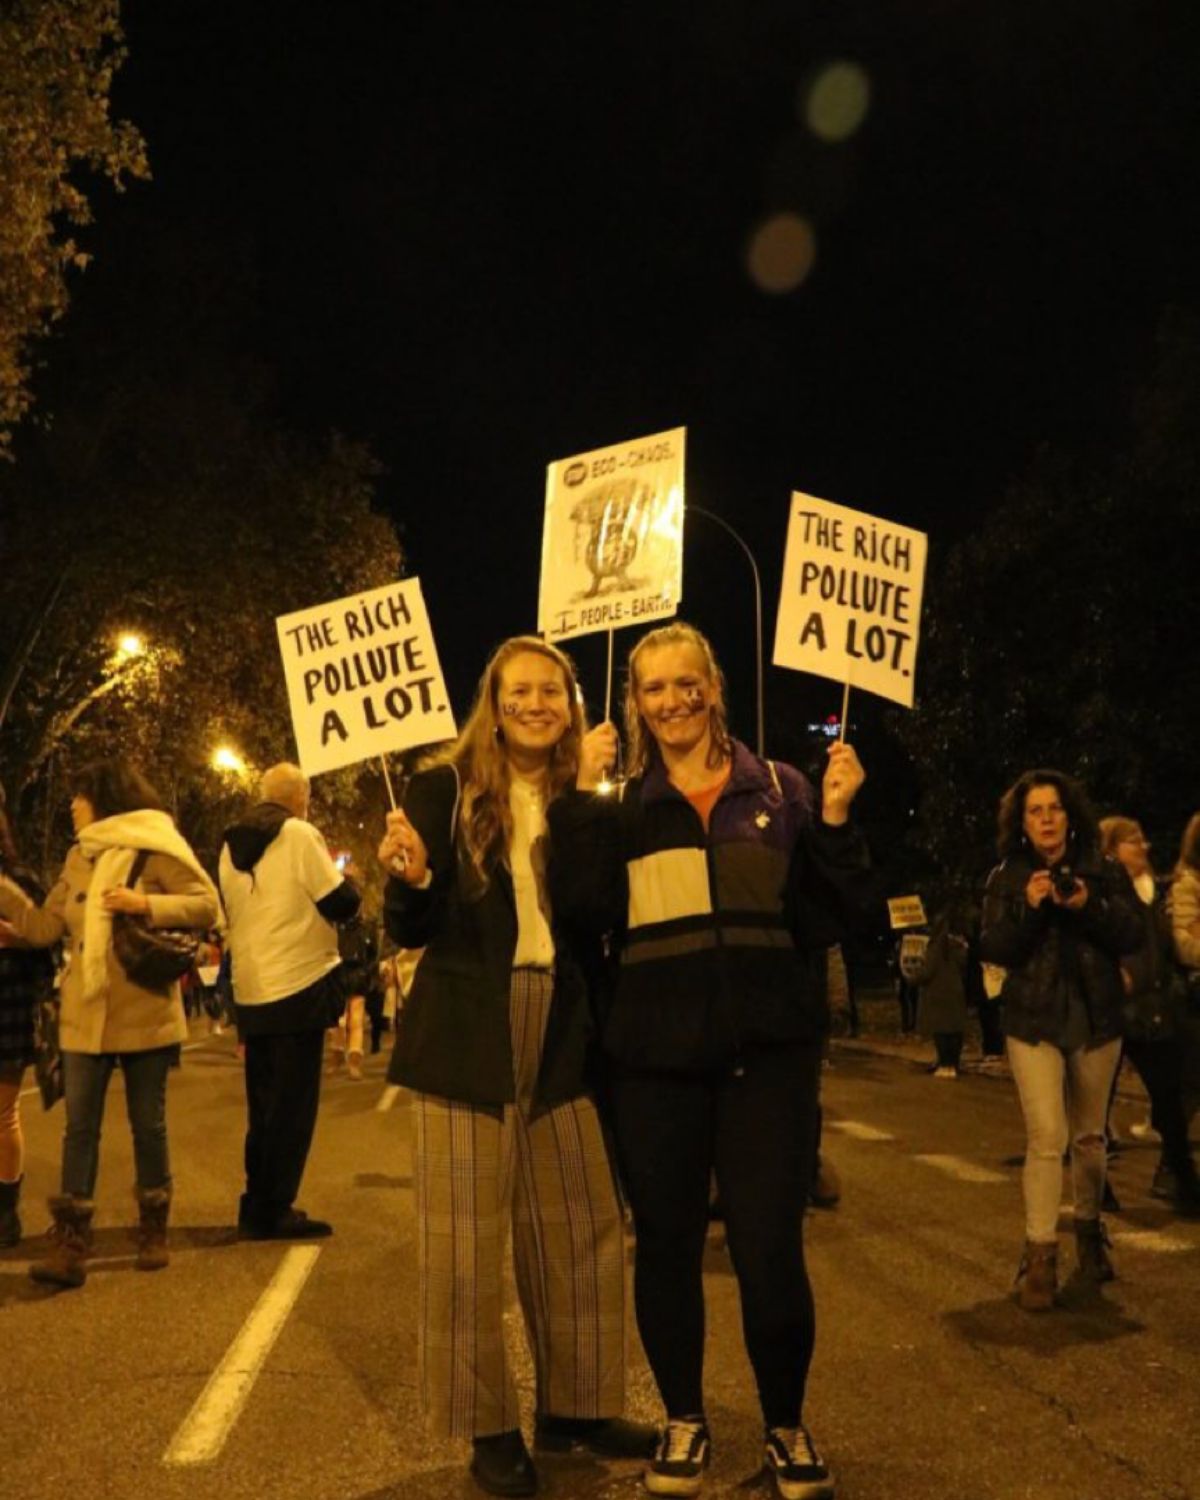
[538,426,686,644]
[773,493,927,709]
[888,894,929,931]
[276,578,456,777]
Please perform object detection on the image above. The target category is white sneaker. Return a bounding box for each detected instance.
[644,1419,710,1496]
[764,1425,835,1500]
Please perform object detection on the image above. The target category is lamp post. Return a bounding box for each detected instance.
[687,505,765,757]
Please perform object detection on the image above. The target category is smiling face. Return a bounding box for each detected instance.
[633,641,718,760]
[1022,783,1069,863]
[496,650,571,768]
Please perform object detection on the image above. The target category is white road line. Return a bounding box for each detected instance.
[1110,1229,1196,1254]
[827,1119,895,1142]
[376,1084,401,1113]
[914,1153,1008,1184]
[162,1245,322,1467]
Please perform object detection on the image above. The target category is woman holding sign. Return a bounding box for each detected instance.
[549,621,878,1500]
[980,770,1142,1310]
[377,635,654,1498]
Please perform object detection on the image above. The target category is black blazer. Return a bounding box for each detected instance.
[383,765,595,1114]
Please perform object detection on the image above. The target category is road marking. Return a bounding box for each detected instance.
[1110,1229,1195,1254]
[827,1119,894,1142]
[376,1084,401,1112]
[162,1245,322,1466]
[914,1153,1008,1184]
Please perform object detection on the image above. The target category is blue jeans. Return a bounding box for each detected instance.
[61,1048,174,1199]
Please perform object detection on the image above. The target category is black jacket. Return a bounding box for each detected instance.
[383,765,595,1115]
[546,740,882,1073]
[979,852,1143,1047]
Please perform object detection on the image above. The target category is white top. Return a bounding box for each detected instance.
[219,818,343,1005]
[509,779,555,968]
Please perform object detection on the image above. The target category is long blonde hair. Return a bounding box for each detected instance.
[1177,812,1200,878]
[623,621,732,778]
[430,635,585,883]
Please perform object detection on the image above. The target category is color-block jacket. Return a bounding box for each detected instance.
[547,739,881,1073]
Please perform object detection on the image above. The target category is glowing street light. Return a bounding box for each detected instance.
[211,745,247,775]
[116,632,145,660]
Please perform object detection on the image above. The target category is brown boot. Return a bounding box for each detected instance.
[1016,1239,1057,1311]
[135,1186,171,1271]
[30,1195,94,1288]
[1074,1217,1115,1282]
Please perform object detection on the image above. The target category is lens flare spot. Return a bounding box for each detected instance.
[803,61,871,143]
[746,213,817,294]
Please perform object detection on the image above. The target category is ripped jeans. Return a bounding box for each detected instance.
[1006,1034,1121,1242]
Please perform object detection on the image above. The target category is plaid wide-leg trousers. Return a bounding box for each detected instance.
[411,967,627,1437]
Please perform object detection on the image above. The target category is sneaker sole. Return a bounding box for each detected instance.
[644,1473,705,1497]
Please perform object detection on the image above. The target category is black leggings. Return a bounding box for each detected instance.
[1123,1036,1196,1180]
[609,1042,822,1428]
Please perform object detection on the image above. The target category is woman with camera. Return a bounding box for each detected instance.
[0,760,218,1287]
[548,621,878,1500]
[377,636,653,1498]
[980,770,1142,1310]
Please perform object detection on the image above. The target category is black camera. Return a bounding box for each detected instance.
[1051,863,1077,899]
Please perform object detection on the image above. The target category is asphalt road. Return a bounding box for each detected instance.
[2,1029,1197,1500]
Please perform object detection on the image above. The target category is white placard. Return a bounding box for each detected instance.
[276,578,456,776]
[538,426,686,643]
[888,894,929,931]
[773,493,927,708]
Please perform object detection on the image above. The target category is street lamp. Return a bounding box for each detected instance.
[115,632,145,660]
[211,745,247,776]
[687,506,765,757]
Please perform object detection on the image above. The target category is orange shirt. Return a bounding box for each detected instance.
[677,766,731,831]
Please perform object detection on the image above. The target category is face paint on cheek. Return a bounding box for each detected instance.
[501,702,521,718]
[683,687,706,715]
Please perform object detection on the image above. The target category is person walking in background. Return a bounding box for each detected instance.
[914,901,970,1078]
[1099,816,1200,1215]
[551,621,878,1500]
[0,799,57,1248]
[980,769,1142,1312]
[1167,813,1200,1136]
[0,760,218,1286]
[220,762,360,1240]
[378,636,653,1499]
[326,858,376,1080]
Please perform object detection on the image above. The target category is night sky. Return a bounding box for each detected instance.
[70,2,1200,735]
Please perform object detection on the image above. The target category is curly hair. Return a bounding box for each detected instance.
[623,621,733,778]
[71,760,166,820]
[995,767,1098,860]
[427,635,585,885]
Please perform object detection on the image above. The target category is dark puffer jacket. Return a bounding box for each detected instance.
[979,853,1143,1047]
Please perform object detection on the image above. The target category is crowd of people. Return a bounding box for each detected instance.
[1,619,1198,1500]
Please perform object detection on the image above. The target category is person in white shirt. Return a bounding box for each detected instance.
[219,762,359,1239]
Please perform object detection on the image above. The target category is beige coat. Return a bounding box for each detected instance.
[0,844,218,1053]
[1169,867,1200,970]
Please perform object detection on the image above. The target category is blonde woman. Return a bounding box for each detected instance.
[1169,813,1200,976]
[548,622,876,1500]
[378,635,654,1498]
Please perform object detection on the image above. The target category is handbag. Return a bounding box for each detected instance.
[32,986,63,1110]
[111,850,201,993]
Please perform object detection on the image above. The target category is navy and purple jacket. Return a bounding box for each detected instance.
[547,739,880,1073]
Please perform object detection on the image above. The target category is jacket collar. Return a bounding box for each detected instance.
[641,738,772,804]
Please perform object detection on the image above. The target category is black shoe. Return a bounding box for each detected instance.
[764,1425,835,1499]
[534,1415,658,1458]
[238,1207,333,1241]
[471,1430,538,1497]
[645,1419,710,1496]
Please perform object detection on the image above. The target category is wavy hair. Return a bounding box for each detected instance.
[1176,811,1200,877]
[995,767,1098,861]
[428,635,585,884]
[623,621,733,778]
